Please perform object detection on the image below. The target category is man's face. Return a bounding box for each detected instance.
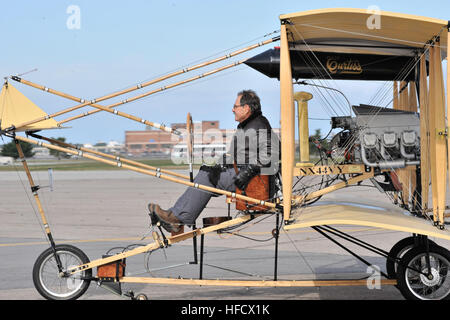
[233,95,251,123]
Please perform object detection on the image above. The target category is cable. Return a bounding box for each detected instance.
[7,139,51,245]
[96,30,280,100]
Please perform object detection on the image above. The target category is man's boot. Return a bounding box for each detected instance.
[148,203,182,233]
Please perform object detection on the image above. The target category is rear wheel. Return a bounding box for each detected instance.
[33,244,91,300]
[396,245,450,300]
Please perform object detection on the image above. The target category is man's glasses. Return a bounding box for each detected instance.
[233,104,245,109]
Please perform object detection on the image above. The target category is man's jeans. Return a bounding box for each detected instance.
[170,167,237,225]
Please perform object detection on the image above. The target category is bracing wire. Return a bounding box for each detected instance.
[96,30,280,101]
[290,25,352,116]
[2,137,51,245]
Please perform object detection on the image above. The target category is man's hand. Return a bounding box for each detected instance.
[233,164,260,190]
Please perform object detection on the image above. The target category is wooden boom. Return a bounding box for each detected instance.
[27,133,191,181]
[14,135,278,210]
[10,77,180,135]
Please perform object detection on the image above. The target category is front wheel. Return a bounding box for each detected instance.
[33,244,92,300]
[396,245,450,300]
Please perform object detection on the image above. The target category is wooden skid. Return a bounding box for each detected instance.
[119,277,397,287]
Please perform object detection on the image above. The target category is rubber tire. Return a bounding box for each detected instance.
[135,293,149,300]
[386,237,436,279]
[33,244,91,300]
[396,245,450,300]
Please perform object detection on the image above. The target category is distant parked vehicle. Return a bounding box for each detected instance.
[0,156,13,165]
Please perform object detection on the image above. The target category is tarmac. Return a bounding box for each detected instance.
[1,168,450,301]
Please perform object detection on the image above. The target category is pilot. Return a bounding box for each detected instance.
[148,89,279,233]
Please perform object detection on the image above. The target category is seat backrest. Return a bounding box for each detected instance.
[235,174,272,211]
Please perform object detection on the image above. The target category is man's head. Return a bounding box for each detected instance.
[233,90,261,123]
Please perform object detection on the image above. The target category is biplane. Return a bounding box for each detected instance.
[1,8,450,300]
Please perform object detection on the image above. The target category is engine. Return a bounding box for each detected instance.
[330,104,421,170]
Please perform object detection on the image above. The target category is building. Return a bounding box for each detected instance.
[30,141,125,159]
[125,120,280,157]
[32,146,52,159]
[86,141,125,155]
[125,120,225,156]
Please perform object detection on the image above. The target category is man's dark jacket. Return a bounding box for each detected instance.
[225,110,279,176]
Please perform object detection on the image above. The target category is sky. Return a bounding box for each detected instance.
[1,0,449,145]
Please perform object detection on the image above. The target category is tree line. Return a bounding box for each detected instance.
[2,130,332,159]
[0,137,68,159]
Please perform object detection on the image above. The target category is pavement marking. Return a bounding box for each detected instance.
[0,237,153,248]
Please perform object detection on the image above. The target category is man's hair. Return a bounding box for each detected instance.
[238,90,261,113]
